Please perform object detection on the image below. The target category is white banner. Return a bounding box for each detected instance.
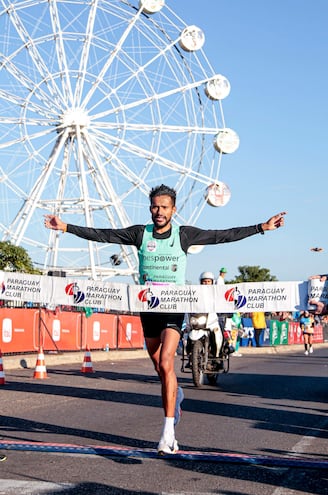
[0,271,309,313]
[129,281,308,313]
[0,272,129,312]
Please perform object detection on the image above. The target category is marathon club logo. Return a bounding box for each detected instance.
[138,288,160,309]
[225,287,247,309]
[65,282,85,304]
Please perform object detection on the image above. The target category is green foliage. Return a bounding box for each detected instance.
[227,265,277,283]
[0,241,40,274]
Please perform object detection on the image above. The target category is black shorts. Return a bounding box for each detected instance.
[140,312,184,339]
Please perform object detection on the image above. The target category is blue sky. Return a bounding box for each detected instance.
[172,0,328,283]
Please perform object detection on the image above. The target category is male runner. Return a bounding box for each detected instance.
[45,184,286,454]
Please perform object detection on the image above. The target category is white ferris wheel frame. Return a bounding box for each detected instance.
[0,0,238,282]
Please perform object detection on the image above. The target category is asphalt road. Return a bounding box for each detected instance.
[0,346,327,495]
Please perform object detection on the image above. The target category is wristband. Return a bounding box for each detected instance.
[256,223,264,235]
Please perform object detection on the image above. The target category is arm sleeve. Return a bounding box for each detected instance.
[180,224,263,252]
[66,224,145,248]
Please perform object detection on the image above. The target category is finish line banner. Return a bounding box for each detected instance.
[0,271,309,313]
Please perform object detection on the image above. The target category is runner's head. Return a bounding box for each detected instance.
[149,184,176,206]
[149,184,177,232]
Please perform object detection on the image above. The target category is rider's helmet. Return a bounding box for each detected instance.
[199,271,214,284]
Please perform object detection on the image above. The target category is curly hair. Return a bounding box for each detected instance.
[149,184,176,206]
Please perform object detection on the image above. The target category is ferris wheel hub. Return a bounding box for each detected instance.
[60,108,90,132]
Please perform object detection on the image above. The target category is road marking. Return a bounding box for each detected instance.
[0,440,327,469]
[0,480,73,494]
[272,417,328,495]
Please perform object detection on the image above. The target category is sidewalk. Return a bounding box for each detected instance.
[2,343,328,370]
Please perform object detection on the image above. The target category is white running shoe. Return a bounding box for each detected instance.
[309,347,313,354]
[157,438,179,455]
[174,386,184,426]
[304,350,309,356]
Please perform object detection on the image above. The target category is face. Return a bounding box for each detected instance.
[201,278,213,285]
[150,195,176,232]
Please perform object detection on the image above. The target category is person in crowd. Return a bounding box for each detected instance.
[44,183,286,455]
[251,311,266,347]
[230,312,243,356]
[217,267,227,285]
[299,310,314,355]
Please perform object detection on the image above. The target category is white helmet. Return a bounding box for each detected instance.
[199,271,214,282]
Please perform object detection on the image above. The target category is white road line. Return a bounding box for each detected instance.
[0,480,73,494]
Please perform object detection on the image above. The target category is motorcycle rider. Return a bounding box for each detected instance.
[199,271,223,356]
[184,272,223,360]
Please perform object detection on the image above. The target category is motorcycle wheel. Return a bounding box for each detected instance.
[207,373,219,385]
[191,339,205,387]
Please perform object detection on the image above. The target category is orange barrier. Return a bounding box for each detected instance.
[83,312,118,351]
[117,314,144,349]
[0,308,144,353]
[0,308,37,353]
[40,308,82,351]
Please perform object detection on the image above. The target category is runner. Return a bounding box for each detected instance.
[44,184,286,454]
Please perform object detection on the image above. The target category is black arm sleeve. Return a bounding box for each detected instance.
[66,224,145,248]
[179,224,263,252]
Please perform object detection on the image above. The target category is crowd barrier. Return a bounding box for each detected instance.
[0,308,326,354]
[238,318,324,347]
[0,308,144,353]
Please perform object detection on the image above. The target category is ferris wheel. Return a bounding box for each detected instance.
[0,0,239,282]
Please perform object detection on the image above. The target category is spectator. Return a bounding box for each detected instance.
[251,311,266,347]
[217,267,227,285]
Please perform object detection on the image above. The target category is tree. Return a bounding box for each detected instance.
[227,265,277,283]
[0,241,40,274]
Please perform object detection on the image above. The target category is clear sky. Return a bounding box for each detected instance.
[171,0,327,283]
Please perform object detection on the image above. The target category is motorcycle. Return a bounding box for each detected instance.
[181,312,234,387]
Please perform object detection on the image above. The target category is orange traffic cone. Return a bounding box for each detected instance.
[0,350,5,385]
[81,347,94,373]
[33,347,48,379]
